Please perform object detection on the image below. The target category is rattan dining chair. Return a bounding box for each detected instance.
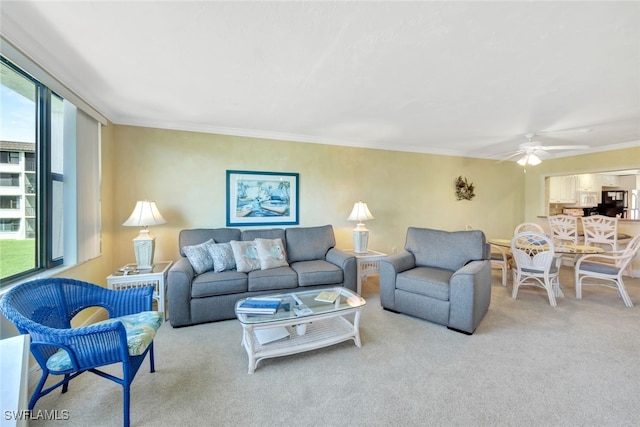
[575,234,640,307]
[511,232,560,306]
[581,215,631,252]
[548,214,581,265]
[0,278,163,427]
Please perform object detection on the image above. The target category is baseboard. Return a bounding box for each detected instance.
[27,309,108,392]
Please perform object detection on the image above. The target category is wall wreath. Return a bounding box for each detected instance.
[455,176,475,201]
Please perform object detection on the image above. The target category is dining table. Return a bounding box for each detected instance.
[488,238,605,298]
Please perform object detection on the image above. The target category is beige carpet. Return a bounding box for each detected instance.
[29,268,640,427]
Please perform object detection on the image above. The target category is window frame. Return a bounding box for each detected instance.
[0,56,63,285]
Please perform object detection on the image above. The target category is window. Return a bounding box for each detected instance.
[0,219,20,232]
[0,173,19,187]
[0,52,102,286]
[0,196,20,209]
[0,151,19,164]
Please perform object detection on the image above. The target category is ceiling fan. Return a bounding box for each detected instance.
[503,133,590,166]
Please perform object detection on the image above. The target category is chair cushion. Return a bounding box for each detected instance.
[579,261,620,275]
[396,266,453,301]
[285,225,335,263]
[46,311,163,372]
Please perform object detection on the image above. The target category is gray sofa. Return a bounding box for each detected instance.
[379,227,491,334]
[167,225,357,327]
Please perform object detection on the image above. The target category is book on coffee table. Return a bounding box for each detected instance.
[314,291,340,303]
[236,298,281,314]
[254,327,290,345]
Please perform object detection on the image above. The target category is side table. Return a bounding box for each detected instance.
[107,261,172,320]
[342,249,387,295]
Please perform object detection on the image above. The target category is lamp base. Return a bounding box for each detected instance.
[133,229,155,270]
[352,223,370,254]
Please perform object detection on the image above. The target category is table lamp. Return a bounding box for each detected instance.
[123,200,167,269]
[347,201,375,253]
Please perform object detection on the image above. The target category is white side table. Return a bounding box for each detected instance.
[342,249,387,295]
[107,261,172,320]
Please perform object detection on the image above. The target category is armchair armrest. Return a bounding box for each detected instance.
[448,260,491,334]
[167,257,195,327]
[379,251,416,310]
[29,321,130,372]
[326,248,357,292]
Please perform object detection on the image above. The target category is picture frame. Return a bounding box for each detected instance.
[226,170,299,226]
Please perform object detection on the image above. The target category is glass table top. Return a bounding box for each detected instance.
[235,287,366,325]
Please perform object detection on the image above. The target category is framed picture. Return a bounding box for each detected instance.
[226,170,299,226]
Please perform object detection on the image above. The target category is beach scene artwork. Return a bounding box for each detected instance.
[227,171,299,226]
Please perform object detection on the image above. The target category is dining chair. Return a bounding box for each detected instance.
[0,278,164,427]
[511,232,560,306]
[513,222,546,235]
[574,234,640,307]
[581,215,631,252]
[548,215,580,244]
[548,214,581,265]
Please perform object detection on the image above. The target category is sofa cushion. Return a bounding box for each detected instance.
[290,260,343,287]
[255,238,289,269]
[405,227,486,271]
[396,266,453,301]
[179,228,241,256]
[230,240,261,273]
[191,270,248,298]
[208,242,236,272]
[247,266,298,291]
[286,225,335,263]
[182,239,215,274]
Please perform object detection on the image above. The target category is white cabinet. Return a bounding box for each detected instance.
[599,175,620,187]
[549,175,577,203]
[577,174,597,191]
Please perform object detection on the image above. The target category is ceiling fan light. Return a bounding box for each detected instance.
[528,154,542,165]
[517,155,528,166]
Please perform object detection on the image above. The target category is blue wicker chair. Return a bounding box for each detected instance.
[0,278,163,427]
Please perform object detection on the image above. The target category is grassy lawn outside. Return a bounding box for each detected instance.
[0,239,36,280]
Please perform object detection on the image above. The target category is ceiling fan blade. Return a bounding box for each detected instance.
[539,145,590,151]
[497,150,525,163]
[533,149,553,159]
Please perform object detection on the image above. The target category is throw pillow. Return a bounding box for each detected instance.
[230,240,261,273]
[207,242,236,272]
[255,238,289,270]
[182,239,215,275]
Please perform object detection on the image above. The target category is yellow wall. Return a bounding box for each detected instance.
[110,125,526,265]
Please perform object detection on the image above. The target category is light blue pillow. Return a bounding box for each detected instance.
[208,242,236,272]
[182,239,215,274]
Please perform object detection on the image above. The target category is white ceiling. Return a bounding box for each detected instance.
[1,1,639,160]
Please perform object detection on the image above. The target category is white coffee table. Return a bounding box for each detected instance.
[235,287,366,373]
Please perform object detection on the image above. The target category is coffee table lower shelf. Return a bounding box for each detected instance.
[241,314,361,374]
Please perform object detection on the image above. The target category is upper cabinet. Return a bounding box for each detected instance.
[598,175,620,187]
[549,175,577,203]
[577,174,597,191]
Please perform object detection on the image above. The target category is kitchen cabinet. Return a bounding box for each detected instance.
[599,175,620,187]
[577,174,597,191]
[549,175,577,203]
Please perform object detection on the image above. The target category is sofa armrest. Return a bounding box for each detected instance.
[326,248,357,292]
[379,251,416,309]
[448,260,492,334]
[167,257,195,327]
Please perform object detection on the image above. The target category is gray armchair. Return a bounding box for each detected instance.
[380,227,492,334]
